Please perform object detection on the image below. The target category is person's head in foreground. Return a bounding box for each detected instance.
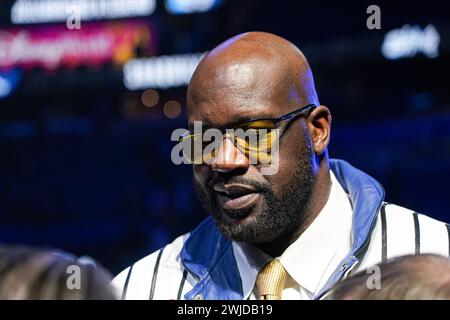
[0,245,117,300]
[328,254,450,300]
[114,32,450,300]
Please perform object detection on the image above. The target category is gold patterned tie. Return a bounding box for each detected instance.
[255,259,287,300]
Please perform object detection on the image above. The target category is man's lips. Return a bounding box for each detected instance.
[213,183,261,213]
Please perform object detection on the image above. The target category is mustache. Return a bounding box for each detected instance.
[205,175,271,194]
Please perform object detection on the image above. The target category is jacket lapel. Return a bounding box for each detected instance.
[181,217,243,300]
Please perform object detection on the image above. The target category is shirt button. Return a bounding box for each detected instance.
[193,294,203,300]
[340,262,348,272]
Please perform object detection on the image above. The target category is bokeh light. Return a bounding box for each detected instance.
[141,89,160,108]
[163,100,182,118]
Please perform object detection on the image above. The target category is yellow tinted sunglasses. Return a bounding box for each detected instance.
[180,104,316,164]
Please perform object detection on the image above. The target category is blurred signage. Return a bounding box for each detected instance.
[165,0,223,15]
[11,0,156,24]
[381,24,440,60]
[124,53,205,90]
[0,20,155,71]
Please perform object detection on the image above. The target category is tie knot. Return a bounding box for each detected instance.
[255,259,287,300]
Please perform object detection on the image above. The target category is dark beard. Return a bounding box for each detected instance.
[194,139,315,245]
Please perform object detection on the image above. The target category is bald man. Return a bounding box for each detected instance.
[113,32,450,300]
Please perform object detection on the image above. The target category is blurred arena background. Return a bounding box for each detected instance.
[0,0,449,274]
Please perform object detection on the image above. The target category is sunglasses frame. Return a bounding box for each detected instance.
[180,103,317,163]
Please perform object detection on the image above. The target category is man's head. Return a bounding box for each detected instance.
[186,32,332,249]
[329,254,450,300]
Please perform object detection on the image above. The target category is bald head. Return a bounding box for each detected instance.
[187,32,332,252]
[187,32,319,122]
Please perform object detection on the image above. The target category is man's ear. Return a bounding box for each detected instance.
[306,105,331,155]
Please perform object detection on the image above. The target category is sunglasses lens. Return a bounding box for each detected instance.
[180,120,278,164]
[234,120,277,163]
[180,134,203,164]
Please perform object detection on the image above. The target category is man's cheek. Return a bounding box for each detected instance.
[268,155,294,195]
[193,166,208,188]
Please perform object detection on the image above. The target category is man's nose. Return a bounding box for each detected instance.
[211,135,250,173]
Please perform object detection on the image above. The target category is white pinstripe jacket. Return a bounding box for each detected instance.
[113,159,450,300]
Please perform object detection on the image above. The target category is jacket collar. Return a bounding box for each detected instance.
[181,159,385,300]
[314,159,385,298]
[180,217,243,300]
[329,159,385,254]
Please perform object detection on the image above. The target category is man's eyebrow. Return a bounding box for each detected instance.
[222,116,258,129]
[188,121,211,131]
[188,114,273,131]
[224,113,278,128]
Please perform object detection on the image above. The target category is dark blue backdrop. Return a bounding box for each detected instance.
[0,0,449,275]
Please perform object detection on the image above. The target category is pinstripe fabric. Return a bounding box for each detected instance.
[149,248,164,300]
[113,205,450,300]
[381,205,388,262]
[177,269,188,300]
[120,263,134,300]
[447,224,450,257]
[413,213,421,254]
